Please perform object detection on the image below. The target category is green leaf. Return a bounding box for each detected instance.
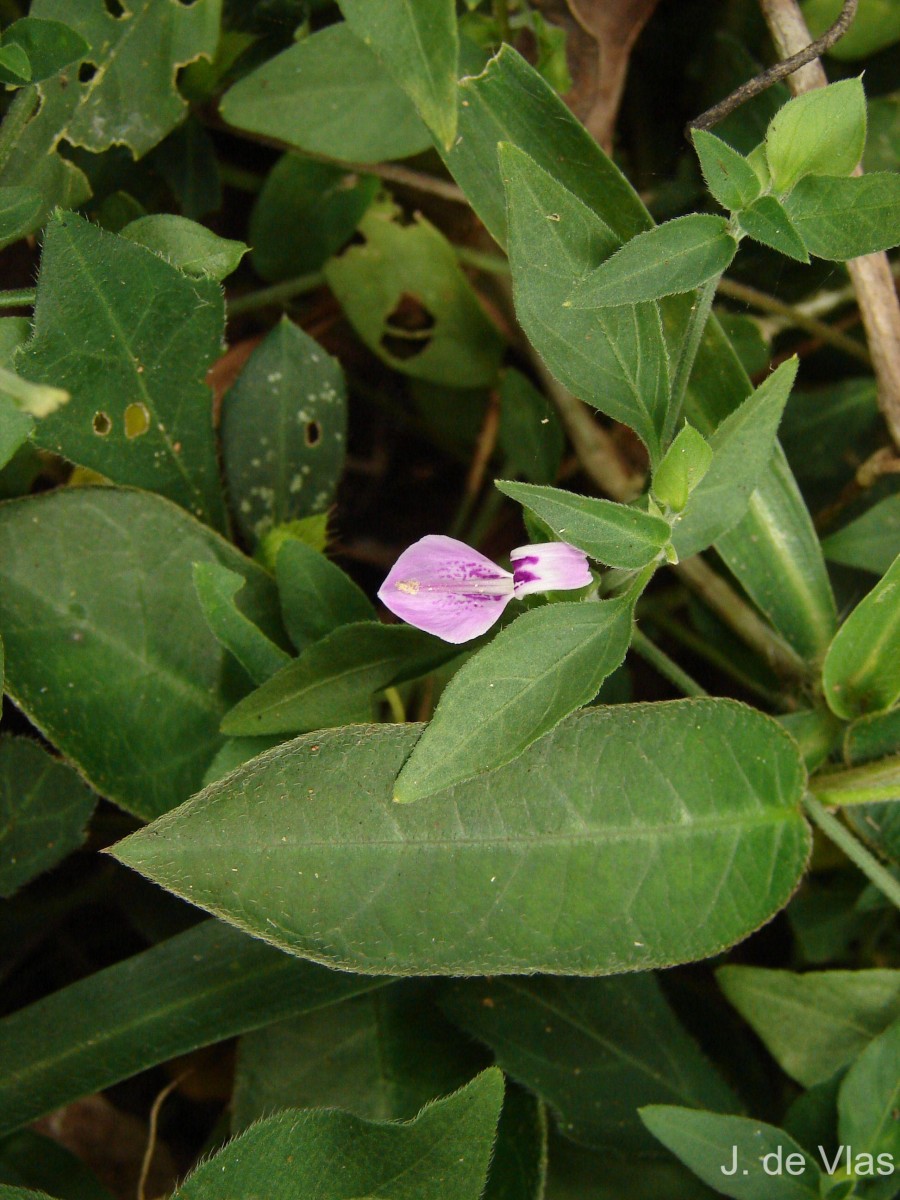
[765,78,867,192]
[148,116,222,223]
[640,1107,821,1199]
[0,488,286,821]
[495,480,671,568]
[0,18,90,83]
[783,173,900,260]
[0,1188,54,1200]
[174,1070,503,1200]
[497,368,564,486]
[864,94,900,173]
[0,919,386,1140]
[0,187,42,251]
[193,563,292,685]
[275,540,376,652]
[485,1088,546,1200]
[691,128,762,212]
[20,212,228,531]
[394,596,636,803]
[0,0,220,236]
[113,698,811,976]
[843,708,900,765]
[716,966,900,1087]
[338,0,459,150]
[802,0,900,60]
[221,622,454,736]
[822,495,900,576]
[221,317,347,547]
[0,400,33,473]
[837,1017,900,1177]
[0,42,32,85]
[0,737,96,899]
[500,143,670,461]
[121,215,247,280]
[652,425,713,512]
[737,196,810,263]
[220,22,432,164]
[250,155,379,282]
[323,199,504,388]
[441,976,738,1155]
[232,982,482,1131]
[672,358,799,559]
[0,364,68,420]
[822,552,900,718]
[567,216,738,308]
[0,1130,111,1199]
[441,45,652,249]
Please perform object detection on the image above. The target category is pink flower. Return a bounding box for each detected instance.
[378,534,592,643]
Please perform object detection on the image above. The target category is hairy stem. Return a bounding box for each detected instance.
[803,794,900,909]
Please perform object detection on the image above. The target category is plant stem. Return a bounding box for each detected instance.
[227,271,325,318]
[664,275,719,445]
[803,794,900,909]
[455,245,511,275]
[383,687,406,724]
[717,276,871,366]
[631,628,708,696]
[492,0,511,42]
[0,288,36,309]
[810,755,900,806]
[0,88,37,175]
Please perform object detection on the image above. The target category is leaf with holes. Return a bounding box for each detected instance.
[0,18,90,83]
[112,699,810,975]
[220,22,432,165]
[18,212,227,530]
[323,198,504,388]
[0,737,96,899]
[221,317,347,548]
[0,0,221,235]
[0,488,286,821]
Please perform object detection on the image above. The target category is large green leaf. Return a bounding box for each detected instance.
[220,318,347,546]
[822,552,900,718]
[672,359,798,559]
[323,199,504,388]
[0,0,221,234]
[0,737,96,898]
[219,22,432,164]
[0,488,285,821]
[441,976,738,1156]
[232,982,483,1131]
[485,1088,547,1200]
[567,216,738,308]
[500,143,669,461]
[338,0,459,150]
[113,699,810,976]
[20,212,227,530]
[0,919,386,1139]
[640,1108,820,1200]
[393,596,636,802]
[173,1070,503,1200]
[221,622,454,736]
[441,46,652,248]
[496,481,671,569]
[716,966,900,1087]
[802,0,900,58]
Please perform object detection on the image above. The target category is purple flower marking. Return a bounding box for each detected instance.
[378,534,592,643]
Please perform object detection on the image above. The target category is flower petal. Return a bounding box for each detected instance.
[378,534,515,643]
[511,541,592,597]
